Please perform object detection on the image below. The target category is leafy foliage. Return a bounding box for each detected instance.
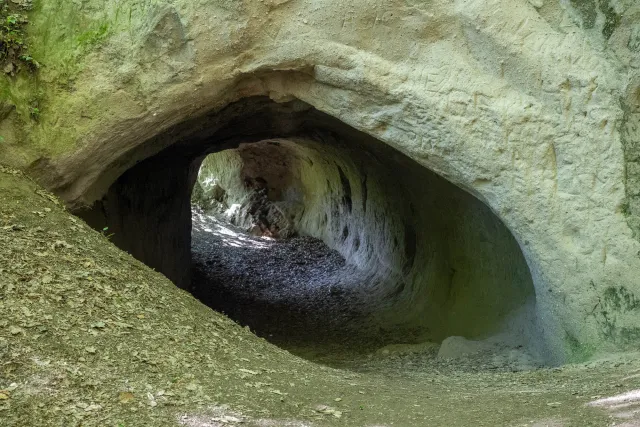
[0,0,38,76]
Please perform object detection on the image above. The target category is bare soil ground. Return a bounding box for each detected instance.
[191,209,393,361]
[2,166,640,426]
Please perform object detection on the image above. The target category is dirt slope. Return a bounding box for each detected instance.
[1,166,640,427]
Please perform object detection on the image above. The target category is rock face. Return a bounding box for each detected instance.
[0,0,639,363]
[195,143,304,238]
[194,137,537,352]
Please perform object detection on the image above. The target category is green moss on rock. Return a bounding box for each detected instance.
[565,332,596,363]
[599,0,621,40]
[569,0,597,29]
[621,89,640,240]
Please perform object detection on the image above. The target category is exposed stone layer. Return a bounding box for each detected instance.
[0,0,638,363]
[195,137,537,351]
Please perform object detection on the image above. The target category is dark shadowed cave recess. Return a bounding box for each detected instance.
[75,96,543,362]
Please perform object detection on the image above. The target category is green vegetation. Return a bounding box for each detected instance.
[76,21,110,48]
[569,0,597,28]
[567,0,622,39]
[620,201,631,217]
[26,0,165,84]
[590,284,640,348]
[565,332,596,363]
[599,0,621,40]
[602,286,640,313]
[0,0,37,76]
[0,0,162,130]
[27,104,38,120]
[28,0,112,82]
[100,225,114,239]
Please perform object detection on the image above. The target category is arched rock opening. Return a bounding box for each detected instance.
[75,97,542,359]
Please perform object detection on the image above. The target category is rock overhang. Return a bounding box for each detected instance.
[0,0,637,364]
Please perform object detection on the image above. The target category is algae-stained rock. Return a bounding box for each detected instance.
[0,0,639,363]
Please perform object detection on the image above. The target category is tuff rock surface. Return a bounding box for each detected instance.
[0,0,638,363]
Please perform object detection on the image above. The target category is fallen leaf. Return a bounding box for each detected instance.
[119,392,135,404]
[3,63,14,75]
[52,240,72,250]
[315,404,342,417]
[35,189,60,205]
[91,321,106,329]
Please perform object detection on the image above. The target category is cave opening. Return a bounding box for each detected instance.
[76,97,543,367]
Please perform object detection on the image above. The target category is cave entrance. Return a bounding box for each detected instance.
[76,97,542,365]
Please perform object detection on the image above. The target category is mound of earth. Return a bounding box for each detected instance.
[2,166,640,426]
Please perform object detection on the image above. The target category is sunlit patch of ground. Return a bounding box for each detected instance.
[588,388,640,425]
[192,210,274,249]
[179,405,313,426]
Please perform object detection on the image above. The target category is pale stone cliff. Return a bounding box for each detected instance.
[0,0,638,363]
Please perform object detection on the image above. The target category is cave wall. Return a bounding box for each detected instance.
[1,0,638,362]
[78,154,198,289]
[196,141,305,218]
[196,135,538,349]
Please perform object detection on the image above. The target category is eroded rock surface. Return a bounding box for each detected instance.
[191,137,538,360]
[0,0,638,362]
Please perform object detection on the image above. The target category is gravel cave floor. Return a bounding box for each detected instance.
[2,168,640,426]
[190,208,401,365]
[190,210,537,371]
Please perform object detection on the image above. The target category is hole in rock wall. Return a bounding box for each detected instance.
[75,97,542,365]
